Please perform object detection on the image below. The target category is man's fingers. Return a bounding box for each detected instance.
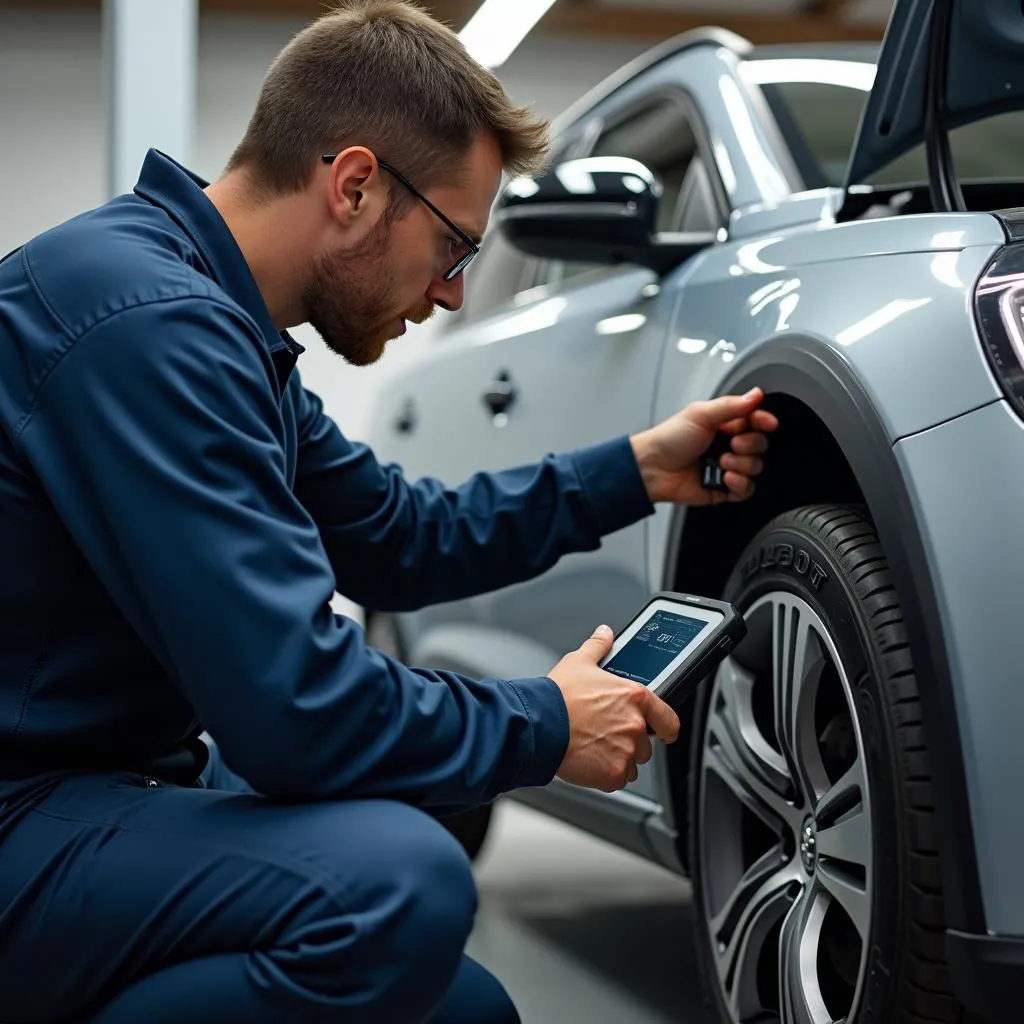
[641,689,681,743]
[695,396,778,440]
[690,388,764,431]
[635,731,653,766]
[723,410,779,435]
[578,624,614,663]
[729,432,769,456]
[719,416,751,436]
[724,471,756,502]
[749,408,779,432]
[720,453,765,478]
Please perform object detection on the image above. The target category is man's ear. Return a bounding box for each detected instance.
[325,147,383,226]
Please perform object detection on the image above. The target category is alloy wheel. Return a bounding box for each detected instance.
[698,592,873,1024]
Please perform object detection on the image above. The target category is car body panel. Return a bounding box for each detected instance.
[654,220,1004,441]
[893,399,1024,934]
[646,219,1004,589]
[726,187,839,240]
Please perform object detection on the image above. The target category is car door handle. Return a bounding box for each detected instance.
[393,398,417,435]
[483,371,517,417]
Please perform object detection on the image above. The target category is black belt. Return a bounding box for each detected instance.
[131,737,211,786]
[0,735,211,788]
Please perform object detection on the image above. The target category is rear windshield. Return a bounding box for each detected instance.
[744,56,1024,189]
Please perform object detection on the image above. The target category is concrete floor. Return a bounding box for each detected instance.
[467,800,714,1024]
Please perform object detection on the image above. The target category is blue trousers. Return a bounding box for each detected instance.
[0,745,519,1023]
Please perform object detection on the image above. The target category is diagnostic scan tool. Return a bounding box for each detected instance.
[599,591,746,712]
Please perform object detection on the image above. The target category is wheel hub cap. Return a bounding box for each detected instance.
[800,817,818,874]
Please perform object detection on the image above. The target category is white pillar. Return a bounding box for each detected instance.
[104,0,198,198]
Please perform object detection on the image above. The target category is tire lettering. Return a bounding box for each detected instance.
[741,542,830,592]
[808,563,828,591]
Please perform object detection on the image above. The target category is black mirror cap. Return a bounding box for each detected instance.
[495,157,714,275]
[499,156,665,211]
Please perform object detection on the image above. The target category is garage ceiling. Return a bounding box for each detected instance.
[23,0,894,43]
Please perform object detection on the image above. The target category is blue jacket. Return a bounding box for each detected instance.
[0,150,654,808]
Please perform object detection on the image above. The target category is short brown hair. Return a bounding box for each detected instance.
[226,0,550,198]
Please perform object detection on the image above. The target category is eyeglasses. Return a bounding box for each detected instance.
[321,154,480,282]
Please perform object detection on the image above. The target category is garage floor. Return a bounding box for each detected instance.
[466,800,713,1024]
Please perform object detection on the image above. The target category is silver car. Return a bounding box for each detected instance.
[363,2,1024,1022]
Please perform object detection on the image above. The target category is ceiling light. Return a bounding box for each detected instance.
[459,0,558,69]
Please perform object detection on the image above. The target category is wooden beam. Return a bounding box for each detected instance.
[17,0,886,44]
[801,0,854,16]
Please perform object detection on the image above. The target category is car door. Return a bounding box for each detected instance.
[374,87,729,805]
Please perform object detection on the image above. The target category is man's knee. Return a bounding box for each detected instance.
[429,956,520,1024]
[274,799,478,1017]
[376,801,478,960]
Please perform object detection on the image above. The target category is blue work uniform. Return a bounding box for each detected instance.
[0,150,654,1023]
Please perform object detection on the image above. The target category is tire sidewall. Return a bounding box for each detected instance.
[689,516,903,1024]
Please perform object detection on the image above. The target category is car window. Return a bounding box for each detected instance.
[753,70,1024,189]
[537,94,722,290]
[754,78,869,189]
[450,228,531,324]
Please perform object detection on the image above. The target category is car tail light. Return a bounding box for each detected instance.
[975,245,1024,419]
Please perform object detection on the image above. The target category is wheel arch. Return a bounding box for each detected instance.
[661,334,985,935]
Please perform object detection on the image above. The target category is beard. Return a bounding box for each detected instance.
[302,214,434,367]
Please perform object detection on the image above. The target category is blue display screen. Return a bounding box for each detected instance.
[603,609,709,686]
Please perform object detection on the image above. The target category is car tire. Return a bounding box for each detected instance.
[688,504,958,1024]
[365,611,495,863]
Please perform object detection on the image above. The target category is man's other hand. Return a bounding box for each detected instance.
[548,625,680,793]
[630,387,779,506]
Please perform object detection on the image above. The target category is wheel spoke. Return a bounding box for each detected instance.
[779,887,836,1024]
[815,756,871,941]
[816,755,867,825]
[817,811,869,881]
[816,758,870,869]
[772,598,830,805]
[709,848,801,1020]
[706,657,799,830]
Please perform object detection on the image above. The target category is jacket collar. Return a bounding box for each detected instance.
[132,149,304,370]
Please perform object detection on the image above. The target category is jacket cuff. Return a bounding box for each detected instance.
[570,435,654,538]
[507,675,570,788]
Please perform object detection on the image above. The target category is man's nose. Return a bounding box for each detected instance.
[426,272,464,313]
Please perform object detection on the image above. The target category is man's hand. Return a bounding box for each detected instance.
[631,387,780,506]
[548,625,680,793]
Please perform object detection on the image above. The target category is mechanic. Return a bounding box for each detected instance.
[0,2,777,1022]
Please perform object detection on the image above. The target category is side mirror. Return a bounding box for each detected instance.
[494,157,716,276]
